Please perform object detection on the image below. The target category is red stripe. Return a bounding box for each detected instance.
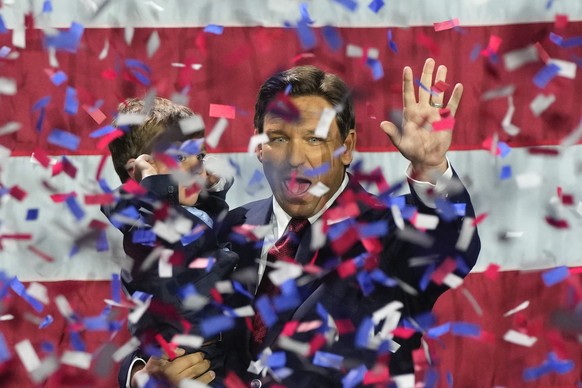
[1,23,581,155]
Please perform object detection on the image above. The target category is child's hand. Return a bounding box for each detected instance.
[129,154,160,182]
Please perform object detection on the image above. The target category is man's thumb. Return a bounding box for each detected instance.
[380,121,401,145]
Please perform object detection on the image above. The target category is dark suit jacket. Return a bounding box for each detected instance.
[218,173,480,387]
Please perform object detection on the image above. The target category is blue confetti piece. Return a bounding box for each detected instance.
[0,46,10,57]
[400,205,417,220]
[26,208,39,221]
[313,351,344,370]
[545,0,554,8]
[415,79,438,96]
[498,141,511,158]
[533,63,561,89]
[232,280,253,299]
[369,269,398,287]
[523,352,574,381]
[50,71,67,86]
[129,228,154,246]
[69,245,80,258]
[419,263,436,291]
[65,195,85,221]
[248,169,264,186]
[434,198,458,222]
[305,162,330,177]
[358,221,388,238]
[542,266,570,286]
[267,351,287,368]
[366,58,384,80]
[299,2,315,24]
[96,234,109,255]
[284,83,292,95]
[200,315,235,338]
[355,317,373,348]
[44,22,84,52]
[10,277,44,313]
[32,96,51,111]
[131,291,153,304]
[47,128,80,151]
[40,341,55,353]
[322,26,342,51]
[36,108,45,132]
[0,15,7,34]
[90,125,115,138]
[356,271,375,296]
[65,86,79,115]
[228,158,242,177]
[470,44,482,62]
[387,29,398,53]
[125,59,151,74]
[181,228,205,246]
[425,368,439,388]
[70,331,86,351]
[549,32,582,48]
[42,0,53,13]
[256,295,278,327]
[128,68,151,87]
[500,165,512,180]
[342,364,367,388]
[0,333,10,362]
[296,20,317,50]
[447,371,453,387]
[368,0,385,13]
[178,284,197,301]
[451,322,481,337]
[204,24,224,34]
[455,255,470,276]
[334,0,358,11]
[452,203,466,217]
[111,273,121,304]
[39,315,54,329]
[83,316,109,331]
[427,322,451,338]
[274,280,301,312]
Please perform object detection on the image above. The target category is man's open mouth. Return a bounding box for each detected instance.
[283,177,312,196]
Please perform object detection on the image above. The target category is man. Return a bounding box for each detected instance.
[124,58,480,387]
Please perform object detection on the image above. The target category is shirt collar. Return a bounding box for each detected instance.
[272,173,349,237]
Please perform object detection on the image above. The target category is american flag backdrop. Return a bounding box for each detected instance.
[0,0,581,386]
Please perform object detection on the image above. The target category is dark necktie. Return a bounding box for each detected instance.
[250,218,310,356]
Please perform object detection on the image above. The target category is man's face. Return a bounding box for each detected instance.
[258,95,356,218]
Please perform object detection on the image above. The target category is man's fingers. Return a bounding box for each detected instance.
[165,352,206,377]
[175,359,211,381]
[418,58,435,104]
[194,370,216,385]
[430,65,447,107]
[402,66,416,107]
[446,83,464,116]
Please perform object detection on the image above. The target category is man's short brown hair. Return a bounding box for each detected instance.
[108,97,196,182]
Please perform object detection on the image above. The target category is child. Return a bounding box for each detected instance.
[103,97,237,385]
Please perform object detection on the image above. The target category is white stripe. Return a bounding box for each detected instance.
[1,146,580,281]
[2,0,582,29]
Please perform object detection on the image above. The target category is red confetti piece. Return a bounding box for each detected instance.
[61,157,77,178]
[88,219,109,230]
[472,213,488,226]
[291,52,316,64]
[28,246,54,262]
[84,193,115,205]
[281,320,300,336]
[101,69,117,80]
[431,257,457,285]
[534,42,550,64]
[32,148,51,168]
[334,319,355,335]
[431,81,450,93]
[433,18,460,32]
[95,154,109,181]
[97,129,124,150]
[331,228,359,256]
[209,104,236,119]
[0,233,32,240]
[337,260,357,278]
[545,216,569,229]
[362,237,383,255]
[9,185,27,201]
[155,333,176,360]
[528,147,559,156]
[210,288,223,304]
[224,371,247,388]
[555,14,569,29]
[122,179,147,196]
[416,31,440,57]
[50,192,76,203]
[484,263,501,280]
[82,104,107,124]
[391,326,417,339]
[308,333,326,356]
[363,365,390,385]
[432,116,455,131]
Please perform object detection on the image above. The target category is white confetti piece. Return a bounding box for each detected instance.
[152,221,182,243]
[314,107,335,139]
[112,337,140,362]
[310,219,326,250]
[0,314,14,321]
[577,201,582,216]
[443,273,464,289]
[396,226,434,248]
[455,217,475,251]
[61,351,92,369]
[0,121,21,136]
[503,300,530,317]
[15,340,41,372]
[0,78,17,95]
[307,182,330,197]
[158,248,173,278]
[12,25,25,49]
[47,47,59,68]
[55,295,75,321]
[515,173,542,189]
[277,336,310,357]
[391,204,405,230]
[481,84,515,101]
[29,356,59,384]
[502,96,520,136]
[561,120,582,147]
[548,58,576,79]
[124,26,134,45]
[171,334,204,349]
[372,301,403,325]
[461,287,483,316]
[346,44,363,58]
[269,262,303,286]
[231,305,254,317]
[26,282,49,305]
[215,280,234,294]
[128,297,151,325]
[296,320,322,332]
[116,113,147,126]
[206,118,228,148]
[247,133,269,153]
[146,0,165,12]
[503,44,539,71]
[147,31,161,58]
[179,115,205,136]
[503,330,537,347]
[99,39,109,60]
[412,213,440,230]
[530,94,556,117]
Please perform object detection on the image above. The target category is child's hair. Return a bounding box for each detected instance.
[109,97,198,182]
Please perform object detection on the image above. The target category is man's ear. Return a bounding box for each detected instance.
[125,158,136,180]
[254,128,264,163]
[340,130,356,166]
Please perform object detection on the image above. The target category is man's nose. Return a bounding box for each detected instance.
[287,140,307,167]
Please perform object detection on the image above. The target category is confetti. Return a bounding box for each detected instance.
[542,266,570,286]
[503,300,530,317]
[179,115,205,135]
[503,45,539,71]
[314,107,336,138]
[204,24,224,35]
[333,0,358,11]
[433,18,460,31]
[533,63,561,89]
[530,93,556,116]
[296,19,317,50]
[322,26,342,51]
[368,0,384,13]
[47,128,80,151]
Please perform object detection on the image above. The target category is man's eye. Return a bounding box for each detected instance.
[196,153,206,161]
[271,137,287,143]
[177,154,187,162]
[308,137,323,144]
